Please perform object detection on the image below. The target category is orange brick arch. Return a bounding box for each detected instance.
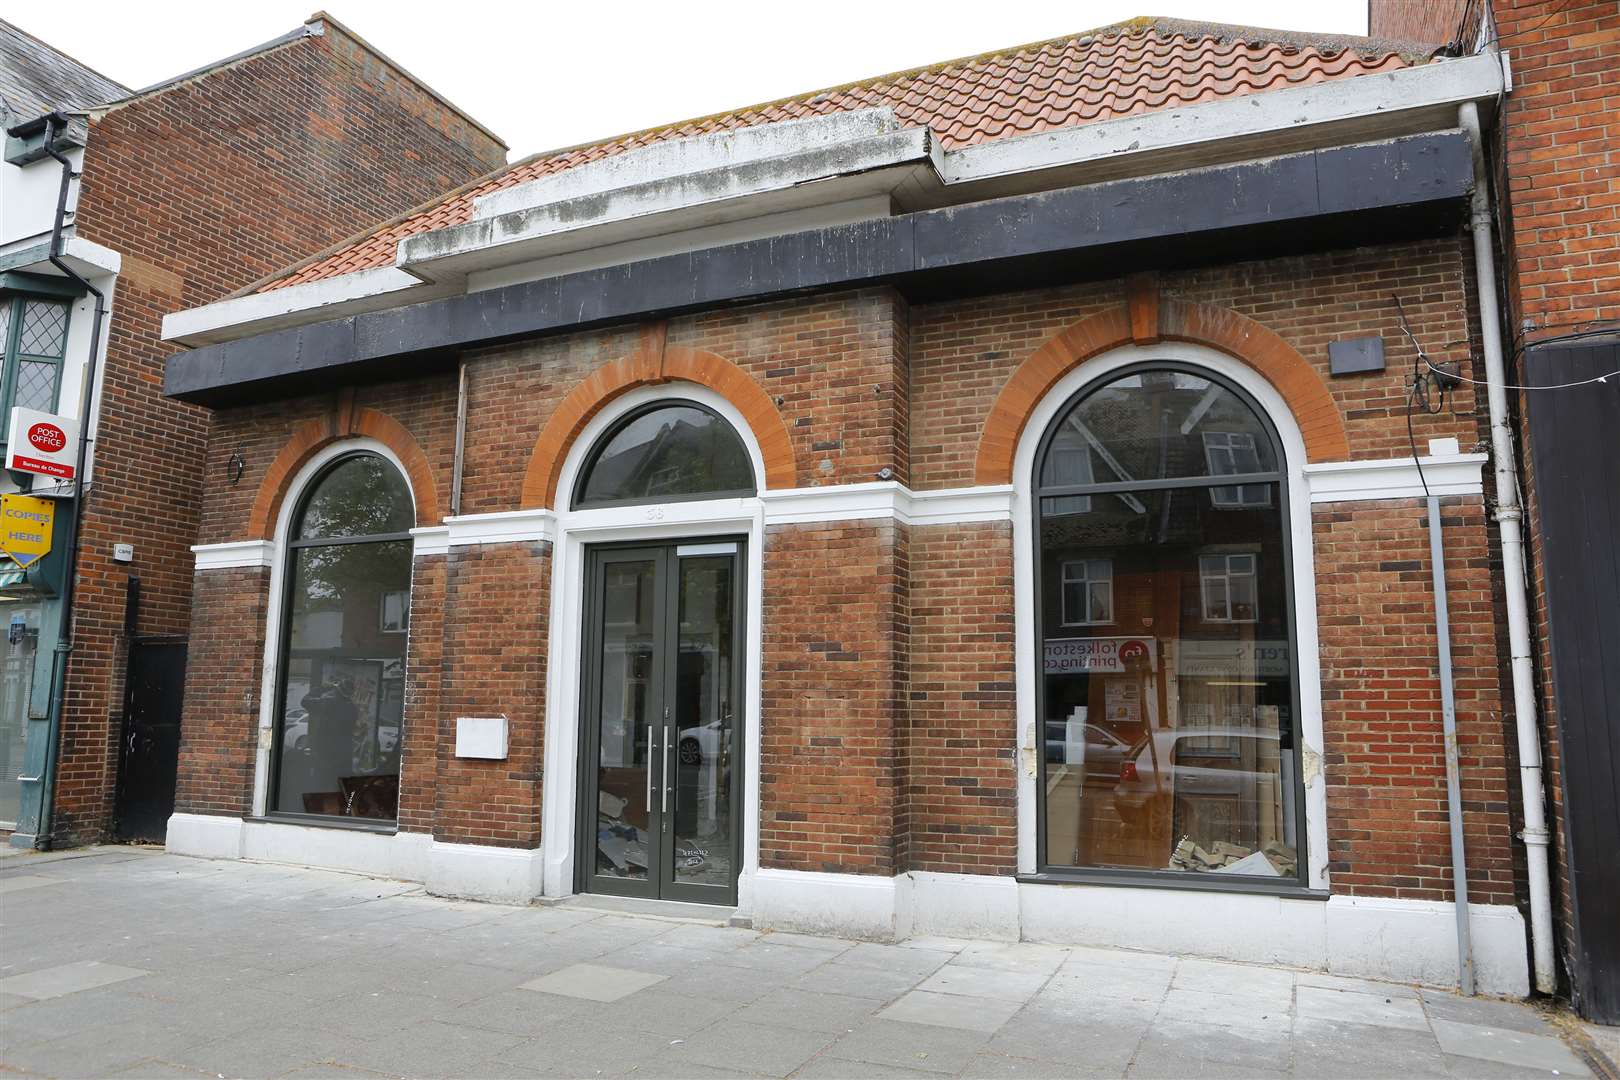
[247,401,440,539]
[521,336,796,509]
[972,294,1351,485]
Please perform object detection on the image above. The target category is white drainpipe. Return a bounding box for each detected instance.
[1457,100,1555,995]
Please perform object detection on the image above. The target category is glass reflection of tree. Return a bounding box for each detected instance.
[295,455,414,642]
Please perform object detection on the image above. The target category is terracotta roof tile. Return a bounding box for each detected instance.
[254,18,1417,293]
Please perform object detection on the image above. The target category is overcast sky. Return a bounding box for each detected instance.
[16,0,1368,160]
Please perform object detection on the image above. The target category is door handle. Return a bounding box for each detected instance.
[647,727,657,812]
[662,724,674,824]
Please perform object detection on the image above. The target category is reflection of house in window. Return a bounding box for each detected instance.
[1061,558,1112,625]
[1200,553,1259,623]
[1044,439,1094,515]
[1202,431,1271,507]
[379,590,408,633]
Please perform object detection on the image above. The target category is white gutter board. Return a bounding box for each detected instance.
[474,108,910,219]
[398,129,933,280]
[162,266,447,347]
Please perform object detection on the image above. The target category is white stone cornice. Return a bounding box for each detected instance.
[1304,453,1488,503]
[444,508,556,547]
[906,485,1015,526]
[760,482,1014,527]
[409,526,451,556]
[191,540,274,571]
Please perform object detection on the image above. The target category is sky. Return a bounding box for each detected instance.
[12,0,1369,160]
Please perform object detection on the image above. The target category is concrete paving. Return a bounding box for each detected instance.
[0,847,1602,1079]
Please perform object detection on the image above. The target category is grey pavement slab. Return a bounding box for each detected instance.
[519,961,666,1002]
[0,874,65,894]
[1157,986,1293,1032]
[879,989,1024,1033]
[1291,1017,1452,1079]
[1127,1018,1293,1079]
[984,999,1149,1071]
[1173,958,1296,1003]
[734,986,879,1033]
[1421,987,1560,1033]
[0,849,1589,1080]
[669,1017,837,1076]
[1294,983,1430,1031]
[1430,1017,1593,1075]
[824,1018,995,1075]
[0,959,149,1000]
[916,963,1050,1003]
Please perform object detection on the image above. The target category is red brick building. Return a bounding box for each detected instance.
[160,17,1550,995]
[1368,0,1620,1025]
[0,14,505,848]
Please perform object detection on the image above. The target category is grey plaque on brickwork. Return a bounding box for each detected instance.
[1329,336,1385,375]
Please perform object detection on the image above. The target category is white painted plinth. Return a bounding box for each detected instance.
[746,868,1530,996]
[165,813,543,905]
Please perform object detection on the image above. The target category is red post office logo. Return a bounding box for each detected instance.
[26,422,66,454]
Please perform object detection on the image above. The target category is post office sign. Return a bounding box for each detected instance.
[7,407,79,481]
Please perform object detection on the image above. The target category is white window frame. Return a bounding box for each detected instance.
[1059,557,1113,626]
[1012,342,1328,890]
[1203,430,1272,508]
[1199,552,1260,623]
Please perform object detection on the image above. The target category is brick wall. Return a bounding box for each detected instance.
[1368,0,1476,47]
[435,543,549,847]
[178,232,1518,907]
[760,521,906,874]
[1313,496,1515,903]
[172,567,266,816]
[903,522,1017,875]
[51,23,503,844]
[910,239,1483,490]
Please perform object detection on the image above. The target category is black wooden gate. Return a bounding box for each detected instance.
[1526,340,1620,1024]
[116,640,187,843]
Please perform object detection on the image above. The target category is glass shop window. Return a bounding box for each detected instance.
[0,295,70,445]
[271,452,414,822]
[573,400,755,509]
[1036,367,1302,885]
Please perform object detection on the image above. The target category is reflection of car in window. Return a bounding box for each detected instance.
[1044,720,1135,780]
[1113,727,1279,822]
[678,717,725,766]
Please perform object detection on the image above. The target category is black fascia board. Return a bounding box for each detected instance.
[166,131,1473,406]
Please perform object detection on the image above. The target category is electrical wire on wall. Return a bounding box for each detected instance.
[1393,294,1458,500]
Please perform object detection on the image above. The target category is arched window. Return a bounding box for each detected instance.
[1034,364,1303,885]
[573,400,755,509]
[271,452,414,822]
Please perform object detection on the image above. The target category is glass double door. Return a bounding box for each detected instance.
[579,541,743,905]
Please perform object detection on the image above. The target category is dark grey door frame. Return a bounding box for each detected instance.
[575,538,747,906]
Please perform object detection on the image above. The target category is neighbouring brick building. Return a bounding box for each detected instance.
[1367,0,1620,1024]
[0,14,506,849]
[156,14,1597,1000]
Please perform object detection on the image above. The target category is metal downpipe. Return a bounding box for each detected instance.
[1428,496,1475,996]
[1458,100,1556,994]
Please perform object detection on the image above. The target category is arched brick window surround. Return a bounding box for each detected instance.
[521,326,796,509]
[247,396,439,540]
[974,283,1351,486]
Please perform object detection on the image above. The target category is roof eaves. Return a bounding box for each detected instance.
[96,23,318,110]
[238,13,1435,296]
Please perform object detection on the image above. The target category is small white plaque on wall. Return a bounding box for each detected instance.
[455,717,509,760]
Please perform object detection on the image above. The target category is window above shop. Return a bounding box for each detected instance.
[573,401,756,509]
[0,291,72,447]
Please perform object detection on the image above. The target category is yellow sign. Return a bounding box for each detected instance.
[0,493,54,569]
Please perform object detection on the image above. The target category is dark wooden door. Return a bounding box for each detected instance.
[1527,341,1620,1023]
[116,640,187,842]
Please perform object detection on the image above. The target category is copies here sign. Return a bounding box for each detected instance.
[0,493,54,568]
[7,407,78,481]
